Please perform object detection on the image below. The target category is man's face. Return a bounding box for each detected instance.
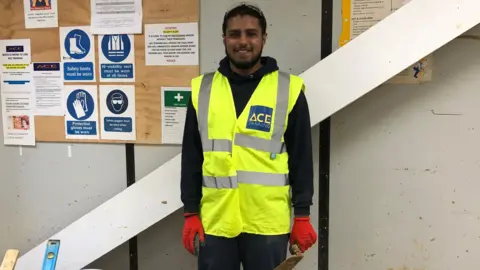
[224,15,265,70]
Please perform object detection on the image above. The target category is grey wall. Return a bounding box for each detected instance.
[0,143,129,267]
[0,0,322,270]
[328,1,480,270]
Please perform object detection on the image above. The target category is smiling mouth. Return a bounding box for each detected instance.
[235,49,251,54]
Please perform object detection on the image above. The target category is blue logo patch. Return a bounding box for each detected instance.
[246,105,273,132]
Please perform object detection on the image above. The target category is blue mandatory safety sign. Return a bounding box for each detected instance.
[100,34,133,79]
[63,29,94,81]
[66,89,97,135]
[101,34,131,63]
[104,89,132,133]
[64,29,91,60]
[106,89,129,114]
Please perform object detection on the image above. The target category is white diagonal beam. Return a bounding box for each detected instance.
[305,0,478,125]
[14,0,480,269]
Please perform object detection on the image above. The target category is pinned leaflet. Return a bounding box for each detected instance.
[0,39,31,64]
[1,64,36,146]
[32,62,64,116]
[145,23,199,66]
[23,0,59,29]
[161,86,190,144]
[90,0,143,35]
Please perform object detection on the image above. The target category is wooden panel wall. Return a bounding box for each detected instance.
[0,0,199,144]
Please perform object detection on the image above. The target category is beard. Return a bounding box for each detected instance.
[225,47,263,70]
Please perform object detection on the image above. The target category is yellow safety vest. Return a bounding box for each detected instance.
[190,70,305,238]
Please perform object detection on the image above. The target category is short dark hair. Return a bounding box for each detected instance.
[222,3,267,35]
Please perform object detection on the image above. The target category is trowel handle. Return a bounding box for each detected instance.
[289,244,302,256]
[193,234,200,257]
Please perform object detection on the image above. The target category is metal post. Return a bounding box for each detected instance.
[125,144,138,270]
[318,0,333,269]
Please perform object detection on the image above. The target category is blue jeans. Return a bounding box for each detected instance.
[198,233,289,270]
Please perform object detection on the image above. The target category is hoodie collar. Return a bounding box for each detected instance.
[217,56,279,82]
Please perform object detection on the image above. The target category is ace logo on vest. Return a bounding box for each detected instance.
[246,105,273,132]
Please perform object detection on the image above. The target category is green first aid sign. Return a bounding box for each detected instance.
[164,90,191,107]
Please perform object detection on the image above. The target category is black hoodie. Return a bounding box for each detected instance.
[180,56,314,217]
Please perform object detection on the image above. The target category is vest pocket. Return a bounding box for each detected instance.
[201,187,243,237]
[203,152,235,177]
[239,184,291,234]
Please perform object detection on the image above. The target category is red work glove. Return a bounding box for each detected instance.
[289,216,317,252]
[182,213,205,255]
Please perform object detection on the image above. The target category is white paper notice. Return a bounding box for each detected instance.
[98,34,135,82]
[23,0,59,29]
[59,26,96,82]
[161,86,190,144]
[345,0,413,41]
[145,23,199,66]
[340,0,430,84]
[32,62,64,116]
[1,64,36,146]
[64,85,99,139]
[91,0,143,34]
[350,0,391,40]
[99,85,136,140]
[0,39,31,64]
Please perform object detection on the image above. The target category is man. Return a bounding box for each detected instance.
[180,3,317,270]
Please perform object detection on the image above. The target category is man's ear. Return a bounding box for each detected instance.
[263,33,268,45]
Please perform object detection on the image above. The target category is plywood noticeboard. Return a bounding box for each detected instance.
[0,0,199,145]
[339,0,433,84]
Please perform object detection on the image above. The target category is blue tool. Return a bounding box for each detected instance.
[42,239,60,270]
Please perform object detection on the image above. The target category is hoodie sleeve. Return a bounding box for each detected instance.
[283,87,314,217]
[180,98,204,214]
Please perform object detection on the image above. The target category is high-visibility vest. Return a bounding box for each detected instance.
[190,70,305,238]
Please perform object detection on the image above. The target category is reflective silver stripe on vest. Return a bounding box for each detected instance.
[271,71,290,151]
[202,171,288,188]
[197,71,291,153]
[202,139,232,152]
[238,171,289,186]
[197,72,216,151]
[234,133,286,153]
[203,175,238,188]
